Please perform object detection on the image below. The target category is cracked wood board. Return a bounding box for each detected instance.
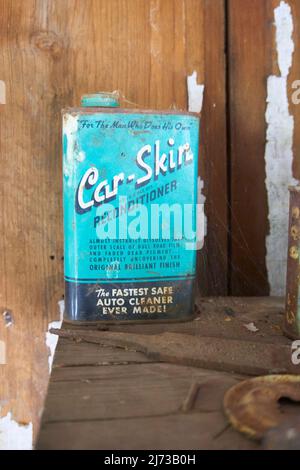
[41,364,241,423]
[37,297,297,449]
[51,327,299,376]
[53,338,152,368]
[37,413,258,450]
[63,297,288,345]
[37,360,256,450]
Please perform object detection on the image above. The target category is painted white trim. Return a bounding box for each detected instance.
[265,1,298,295]
[46,300,64,373]
[0,412,32,450]
[187,71,204,114]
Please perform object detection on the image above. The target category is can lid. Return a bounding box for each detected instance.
[81,92,120,107]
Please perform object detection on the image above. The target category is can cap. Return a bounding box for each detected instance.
[81,92,120,107]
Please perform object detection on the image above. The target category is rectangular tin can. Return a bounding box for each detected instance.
[284,186,300,339]
[63,95,200,323]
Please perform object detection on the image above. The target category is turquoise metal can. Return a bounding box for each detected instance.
[62,93,200,323]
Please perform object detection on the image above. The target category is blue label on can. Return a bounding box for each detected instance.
[63,110,200,322]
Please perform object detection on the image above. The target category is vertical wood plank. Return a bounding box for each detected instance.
[228,0,300,296]
[228,0,273,295]
[289,0,300,180]
[0,0,68,435]
[0,0,227,443]
[200,0,228,294]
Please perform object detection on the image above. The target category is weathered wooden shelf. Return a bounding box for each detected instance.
[36,297,298,450]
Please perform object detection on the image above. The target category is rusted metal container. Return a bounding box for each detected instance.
[284,186,300,339]
[63,92,200,324]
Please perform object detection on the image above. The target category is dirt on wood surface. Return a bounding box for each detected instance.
[38,298,300,450]
[51,297,298,377]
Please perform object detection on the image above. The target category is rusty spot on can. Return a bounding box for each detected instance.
[291,225,300,241]
[290,246,299,260]
[292,207,300,219]
[284,187,300,339]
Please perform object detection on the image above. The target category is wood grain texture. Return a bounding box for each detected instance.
[200,0,228,295]
[0,0,227,443]
[37,327,259,450]
[0,0,67,436]
[228,0,300,296]
[228,0,273,296]
[53,338,152,367]
[66,296,287,344]
[42,363,240,423]
[38,412,258,450]
[288,0,300,180]
[36,297,293,450]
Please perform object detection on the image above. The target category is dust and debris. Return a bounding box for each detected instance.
[3,310,13,327]
[224,307,235,318]
[224,317,232,323]
[181,382,201,413]
[51,327,298,376]
[244,322,259,333]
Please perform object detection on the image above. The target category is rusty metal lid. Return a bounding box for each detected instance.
[224,375,300,441]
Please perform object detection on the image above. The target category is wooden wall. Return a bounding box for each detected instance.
[0,0,299,446]
[228,0,300,295]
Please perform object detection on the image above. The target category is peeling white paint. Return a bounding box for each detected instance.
[187,72,206,251]
[274,2,294,78]
[149,1,161,62]
[265,1,298,295]
[3,310,13,327]
[0,340,6,365]
[291,79,300,105]
[0,80,6,104]
[244,322,259,333]
[46,300,64,373]
[0,412,32,450]
[196,176,207,251]
[187,71,204,114]
[149,1,159,34]
[64,113,78,167]
[63,114,86,184]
